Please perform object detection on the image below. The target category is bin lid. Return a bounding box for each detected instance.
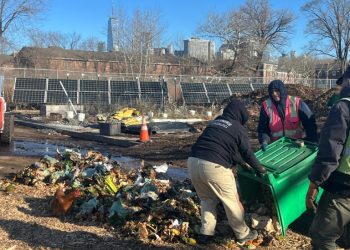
[255,137,318,174]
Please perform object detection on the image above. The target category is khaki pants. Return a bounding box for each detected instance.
[187,157,249,239]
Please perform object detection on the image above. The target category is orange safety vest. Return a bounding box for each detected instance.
[262,95,304,142]
[0,97,4,132]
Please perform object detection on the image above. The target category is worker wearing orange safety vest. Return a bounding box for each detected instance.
[258,80,318,151]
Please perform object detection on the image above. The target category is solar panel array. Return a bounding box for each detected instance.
[205,83,231,104]
[13,78,168,107]
[180,82,268,104]
[47,79,78,104]
[140,81,167,105]
[79,80,109,104]
[110,80,139,106]
[14,78,46,103]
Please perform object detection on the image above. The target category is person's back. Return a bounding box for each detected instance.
[188,98,264,244]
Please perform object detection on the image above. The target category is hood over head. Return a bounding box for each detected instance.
[336,64,350,87]
[268,80,287,106]
[222,98,249,125]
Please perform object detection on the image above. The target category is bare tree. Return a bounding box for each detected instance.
[79,36,101,51]
[197,10,246,75]
[278,52,318,78]
[66,32,81,50]
[0,0,46,52]
[240,0,295,75]
[28,30,82,50]
[302,0,350,73]
[111,5,165,78]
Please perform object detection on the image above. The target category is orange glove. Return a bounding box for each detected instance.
[306,181,319,211]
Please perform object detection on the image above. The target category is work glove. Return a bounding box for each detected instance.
[305,181,319,212]
[261,143,268,152]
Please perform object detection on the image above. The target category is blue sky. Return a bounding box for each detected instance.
[43,0,309,55]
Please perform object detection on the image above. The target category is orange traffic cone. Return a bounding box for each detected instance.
[140,115,150,142]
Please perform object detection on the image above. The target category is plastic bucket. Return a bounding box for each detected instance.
[66,111,74,119]
[77,113,85,122]
[162,113,168,118]
[189,110,196,116]
[206,111,212,118]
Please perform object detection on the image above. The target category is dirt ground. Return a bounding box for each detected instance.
[0,85,339,249]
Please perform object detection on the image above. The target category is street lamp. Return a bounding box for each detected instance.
[81,73,85,79]
[66,73,70,80]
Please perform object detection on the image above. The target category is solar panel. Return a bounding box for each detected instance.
[79,92,109,104]
[47,91,78,104]
[48,79,78,91]
[180,82,206,92]
[207,92,231,103]
[13,90,45,103]
[15,78,46,90]
[252,83,266,91]
[140,81,162,93]
[80,80,108,91]
[111,93,140,105]
[182,92,209,104]
[229,83,254,94]
[110,81,138,93]
[141,93,164,104]
[205,83,230,93]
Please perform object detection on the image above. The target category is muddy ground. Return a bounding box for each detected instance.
[0,85,339,249]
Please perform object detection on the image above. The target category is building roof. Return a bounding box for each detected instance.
[16,46,205,65]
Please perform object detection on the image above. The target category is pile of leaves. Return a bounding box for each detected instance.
[12,149,283,248]
[13,150,201,246]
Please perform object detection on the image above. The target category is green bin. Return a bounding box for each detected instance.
[237,137,323,235]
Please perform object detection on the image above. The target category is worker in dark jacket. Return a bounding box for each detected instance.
[306,67,350,250]
[326,66,350,108]
[258,80,318,151]
[188,98,266,244]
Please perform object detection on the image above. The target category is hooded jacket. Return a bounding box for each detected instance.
[310,66,350,193]
[190,98,261,169]
[258,80,318,144]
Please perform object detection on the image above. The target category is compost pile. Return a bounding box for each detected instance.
[8,149,286,248]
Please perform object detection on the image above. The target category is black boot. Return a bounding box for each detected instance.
[236,229,258,244]
[197,234,214,244]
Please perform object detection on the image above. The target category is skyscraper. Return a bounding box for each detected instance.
[107,16,119,52]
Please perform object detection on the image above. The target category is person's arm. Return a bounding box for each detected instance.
[298,100,318,142]
[258,105,271,145]
[238,128,266,173]
[309,101,350,186]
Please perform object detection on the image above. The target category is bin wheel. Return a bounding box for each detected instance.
[1,113,14,144]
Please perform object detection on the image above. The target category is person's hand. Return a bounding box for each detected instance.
[306,181,319,212]
[261,143,268,152]
[241,162,253,172]
[255,165,266,174]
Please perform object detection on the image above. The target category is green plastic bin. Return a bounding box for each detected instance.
[237,137,323,235]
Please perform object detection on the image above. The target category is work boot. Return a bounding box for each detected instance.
[236,229,258,245]
[196,234,214,244]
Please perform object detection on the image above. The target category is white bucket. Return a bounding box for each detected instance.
[206,111,213,118]
[66,111,74,119]
[77,113,85,122]
[189,110,196,116]
[162,113,168,118]
[148,111,154,119]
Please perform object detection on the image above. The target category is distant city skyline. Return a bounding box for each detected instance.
[40,0,310,55]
